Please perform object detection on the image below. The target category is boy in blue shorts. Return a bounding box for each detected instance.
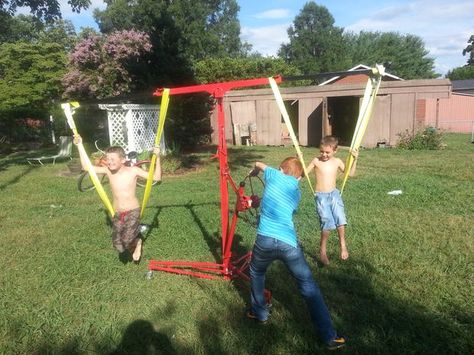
[306,136,358,265]
[247,157,346,350]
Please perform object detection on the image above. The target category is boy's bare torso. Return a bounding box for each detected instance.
[311,157,343,192]
[106,166,140,212]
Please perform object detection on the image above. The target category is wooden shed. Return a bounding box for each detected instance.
[211,78,451,148]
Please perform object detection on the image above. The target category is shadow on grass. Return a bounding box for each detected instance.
[0,164,36,191]
[108,319,177,355]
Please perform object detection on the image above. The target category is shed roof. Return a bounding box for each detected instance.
[452,79,474,91]
[318,64,403,86]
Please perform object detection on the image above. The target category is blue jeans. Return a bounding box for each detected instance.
[250,234,337,344]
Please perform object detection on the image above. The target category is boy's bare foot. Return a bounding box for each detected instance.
[340,247,349,261]
[132,239,143,261]
[320,253,330,266]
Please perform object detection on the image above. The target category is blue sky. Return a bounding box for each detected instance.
[58,0,473,75]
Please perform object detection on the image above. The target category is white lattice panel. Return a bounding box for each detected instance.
[99,104,166,154]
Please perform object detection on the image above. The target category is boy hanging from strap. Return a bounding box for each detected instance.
[74,135,162,262]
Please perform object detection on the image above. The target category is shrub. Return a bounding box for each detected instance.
[396,127,444,150]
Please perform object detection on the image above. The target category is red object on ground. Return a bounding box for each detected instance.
[149,77,281,302]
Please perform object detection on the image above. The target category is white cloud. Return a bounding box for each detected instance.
[241,23,290,56]
[254,8,291,20]
[344,0,474,74]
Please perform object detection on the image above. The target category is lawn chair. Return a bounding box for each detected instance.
[27,136,73,165]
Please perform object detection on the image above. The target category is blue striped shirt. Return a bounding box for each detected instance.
[257,167,300,247]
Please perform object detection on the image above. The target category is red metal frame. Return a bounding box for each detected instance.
[149,76,281,293]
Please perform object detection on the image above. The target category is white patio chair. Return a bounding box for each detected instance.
[27,136,73,165]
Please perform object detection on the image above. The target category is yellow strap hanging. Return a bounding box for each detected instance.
[269,77,314,194]
[61,102,115,218]
[340,64,385,193]
[140,89,170,218]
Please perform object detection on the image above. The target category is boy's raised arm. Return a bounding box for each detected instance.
[249,161,267,176]
[347,148,359,177]
[73,135,89,171]
[152,146,162,182]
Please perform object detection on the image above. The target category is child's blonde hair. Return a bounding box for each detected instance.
[280,157,303,178]
[320,135,338,150]
[106,146,126,159]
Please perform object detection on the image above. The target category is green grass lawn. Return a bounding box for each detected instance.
[1,134,473,354]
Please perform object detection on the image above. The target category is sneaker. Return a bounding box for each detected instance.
[245,310,268,324]
[327,336,346,350]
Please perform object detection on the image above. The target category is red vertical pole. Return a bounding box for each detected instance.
[216,95,231,277]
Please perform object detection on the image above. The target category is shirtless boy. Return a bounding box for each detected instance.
[306,136,358,265]
[74,136,161,261]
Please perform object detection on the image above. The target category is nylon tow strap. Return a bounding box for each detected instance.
[269,77,314,194]
[340,64,385,193]
[61,102,115,218]
[140,88,170,218]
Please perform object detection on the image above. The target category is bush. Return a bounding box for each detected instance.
[396,127,444,150]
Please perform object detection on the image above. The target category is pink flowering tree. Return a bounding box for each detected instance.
[62,30,152,99]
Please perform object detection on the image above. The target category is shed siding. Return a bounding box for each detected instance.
[363,95,391,147]
[256,100,281,145]
[219,79,451,147]
[299,98,323,146]
[425,94,474,133]
[390,93,415,143]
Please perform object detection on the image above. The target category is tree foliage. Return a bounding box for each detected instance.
[446,64,474,80]
[94,0,247,86]
[462,34,474,65]
[344,31,438,79]
[445,35,474,80]
[278,1,349,74]
[194,57,302,84]
[0,0,90,22]
[0,40,68,110]
[62,30,153,99]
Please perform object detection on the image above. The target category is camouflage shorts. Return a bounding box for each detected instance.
[111,208,141,253]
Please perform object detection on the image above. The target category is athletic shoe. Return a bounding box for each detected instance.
[245,310,268,324]
[327,335,346,350]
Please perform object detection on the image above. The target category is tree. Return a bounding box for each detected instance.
[462,35,474,65]
[0,41,69,111]
[446,65,474,80]
[194,57,302,84]
[446,35,474,80]
[344,31,438,79]
[278,1,349,74]
[1,0,90,22]
[62,30,153,99]
[94,0,247,86]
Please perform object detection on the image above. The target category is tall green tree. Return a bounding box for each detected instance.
[94,0,247,85]
[344,31,437,79]
[462,34,474,65]
[278,1,349,74]
[1,0,90,22]
[0,41,67,110]
[446,35,474,80]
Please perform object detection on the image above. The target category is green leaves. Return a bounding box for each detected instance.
[0,41,67,110]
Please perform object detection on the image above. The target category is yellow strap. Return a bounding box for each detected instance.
[140,89,170,218]
[340,65,384,193]
[269,78,314,194]
[61,102,115,217]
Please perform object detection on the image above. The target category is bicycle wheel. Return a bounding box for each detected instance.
[135,160,158,187]
[77,171,107,192]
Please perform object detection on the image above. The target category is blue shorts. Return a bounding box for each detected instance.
[315,189,347,231]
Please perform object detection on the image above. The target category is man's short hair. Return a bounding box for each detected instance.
[279,157,303,178]
[105,146,126,158]
[320,135,339,149]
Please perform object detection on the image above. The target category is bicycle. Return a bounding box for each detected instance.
[77,140,158,192]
